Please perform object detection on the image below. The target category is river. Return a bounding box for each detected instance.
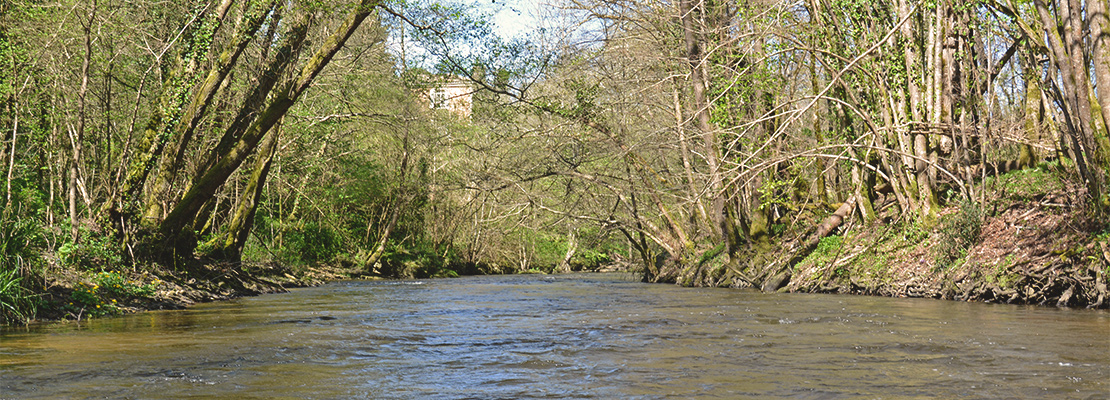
[1,273,1107,399]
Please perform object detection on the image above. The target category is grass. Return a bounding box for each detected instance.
[986,164,1067,203]
[797,235,843,269]
[0,212,44,325]
[0,266,38,325]
[60,271,162,319]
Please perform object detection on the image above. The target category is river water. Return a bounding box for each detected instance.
[1,273,1107,399]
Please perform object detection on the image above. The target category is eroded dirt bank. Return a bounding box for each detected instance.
[26,262,355,322]
[754,167,1108,308]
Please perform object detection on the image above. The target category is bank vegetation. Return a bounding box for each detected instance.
[3,0,1109,324]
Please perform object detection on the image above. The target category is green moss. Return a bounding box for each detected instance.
[987,165,1066,202]
[801,235,843,268]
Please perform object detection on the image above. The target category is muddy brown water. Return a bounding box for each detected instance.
[1,273,1107,399]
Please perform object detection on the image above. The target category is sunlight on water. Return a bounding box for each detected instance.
[2,273,1107,399]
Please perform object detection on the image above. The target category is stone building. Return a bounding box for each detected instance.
[425,78,473,119]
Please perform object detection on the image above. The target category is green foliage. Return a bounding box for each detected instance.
[899,219,929,243]
[396,0,544,87]
[69,282,100,308]
[1,214,44,266]
[63,272,159,319]
[802,235,844,268]
[0,266,37,325]
[984,254,1019,289]
[378,240,451,278]
[523,230,569,269]
[287,222,343,264]
[66,281,120,318]
[758,178,793,212]
[987,165,1066,203]
[570,248,612,270]
[0,188,47,324]
[933,200,983,268]
[58,229,122,271]
[92,271,158,298]
[815,235,844,258]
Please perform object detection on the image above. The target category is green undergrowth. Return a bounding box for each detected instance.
[1,198,48,325]
[932,200,983,269]
[802,235,843,269]
[984,162,1066,203]
[793,212,970,291]
[1,266,39,324]
[789,165,1109,307]
[60,270,162,319]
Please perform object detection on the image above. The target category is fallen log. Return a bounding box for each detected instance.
[759,194,858,293]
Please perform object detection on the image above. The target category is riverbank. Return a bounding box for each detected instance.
[15,257,541,324]
[761,165,1108,308]
[7,166,1106,326]
[21,261,337,322]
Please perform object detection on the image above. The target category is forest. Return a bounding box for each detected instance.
[2,0,1109,324]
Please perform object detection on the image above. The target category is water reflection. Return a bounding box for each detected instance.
[2,273,1107,399]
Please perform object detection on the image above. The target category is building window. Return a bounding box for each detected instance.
[430,88,448,109]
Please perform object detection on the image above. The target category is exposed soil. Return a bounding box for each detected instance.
[28,261,363,323]
[785,168,1108,309]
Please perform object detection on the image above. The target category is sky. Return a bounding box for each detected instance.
[484,0,544,39]
[386,0,551,71]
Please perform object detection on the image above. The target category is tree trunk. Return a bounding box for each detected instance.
[144,0,277,223]
[679,0,732,244]
[4,106,16,213]
[158,1,380,257]
[1032,0,1107,207]
[558,227,577,273]
[672,79,709,228]
[1020,68,1042,168]
[363,129,414,273]
[113,3,232,216]
[215,119,281,261]
[1091,0,1110,161]
[70,0,96,240]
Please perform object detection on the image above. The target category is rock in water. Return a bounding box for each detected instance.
[762,271,791,293]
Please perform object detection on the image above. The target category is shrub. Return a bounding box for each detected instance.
[0,266,37,325]
[933,199,983,268]
[805,235,844,267]
[93,271,158,298]
[66,281,119,318]
[288,222,343,264]
[570,248,612,270]
[0,205,45,324]
[57,229,121,271]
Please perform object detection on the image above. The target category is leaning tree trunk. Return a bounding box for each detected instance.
[157,1,380,259]
[362,131,414,273]
[212,119,281,261]
[112,1,232,218]
[1031,0,1110,209]
[144,0,277,223]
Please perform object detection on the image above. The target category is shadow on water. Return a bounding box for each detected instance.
[2,273,1107,399]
